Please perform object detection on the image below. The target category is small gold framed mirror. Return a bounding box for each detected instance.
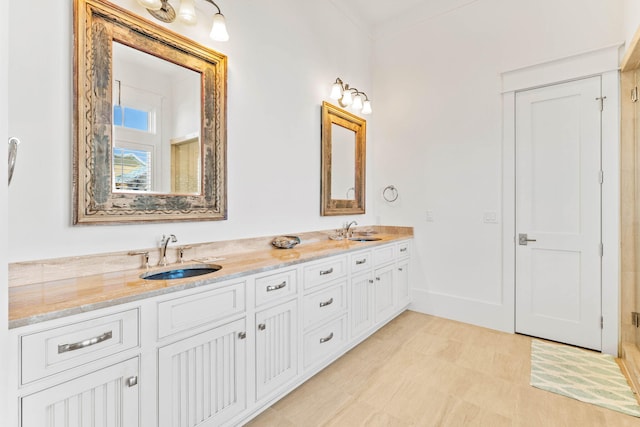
[321,101,366,216]
[74,0,227,224]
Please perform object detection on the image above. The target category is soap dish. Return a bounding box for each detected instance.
[271,235,301,249]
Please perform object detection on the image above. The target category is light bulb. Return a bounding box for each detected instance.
[361,100,372,114]
[178,0,197,25]
[341,90,353,106]
[330,82,343,100]
[352,93,363,110]
[136,0,162,11]
[210,13,229,41]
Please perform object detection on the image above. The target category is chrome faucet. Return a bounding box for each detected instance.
[343,220,358,238]
[159,234,177,266]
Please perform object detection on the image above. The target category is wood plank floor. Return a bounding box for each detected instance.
[246,311,640,426]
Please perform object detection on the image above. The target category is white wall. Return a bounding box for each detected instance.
[624,0,640,48]
[0,0,8,419]
[8,0,374,262]
[372,0,624,331]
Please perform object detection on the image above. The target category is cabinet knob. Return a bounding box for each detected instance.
[126,376,138,387]
[368,279,374,284]
[258,323,266,331]
[238,331,247,340]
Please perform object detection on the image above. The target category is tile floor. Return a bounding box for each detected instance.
[247,311,640,426]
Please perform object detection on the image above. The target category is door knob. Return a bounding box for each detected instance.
[518,233,537,246]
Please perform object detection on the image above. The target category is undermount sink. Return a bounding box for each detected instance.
[348,237,382,242]
[141,264,222,281]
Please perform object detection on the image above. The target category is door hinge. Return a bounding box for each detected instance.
[601,316,604,329]
[632,87,638,103]
[633,312,640,328]
[599,243,604,257]
[596,96,607,111]
[599,170,604,184]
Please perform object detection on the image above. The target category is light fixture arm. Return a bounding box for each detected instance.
[203,0,222,15]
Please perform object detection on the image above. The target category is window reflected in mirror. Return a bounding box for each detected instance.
[112,42,201,195]
[330,124,356,200]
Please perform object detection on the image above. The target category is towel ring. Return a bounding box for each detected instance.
[383,185,398,202]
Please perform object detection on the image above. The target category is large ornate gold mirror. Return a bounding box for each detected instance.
[74,0,227,224]
[321,101,366,215]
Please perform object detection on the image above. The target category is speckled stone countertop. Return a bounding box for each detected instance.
[9,226,413,329]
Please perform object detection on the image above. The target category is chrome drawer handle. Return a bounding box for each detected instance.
[258,323,266,331]
[319,332,334,344]
[355,259,367,265]
[266,281,287,292]
[320,268,334,276]
[238,331,247,339]
[126,376,138,387]
[319,298,334,308]
[400,248,407,252]
[58,331,113,354]
[398,268,404,272]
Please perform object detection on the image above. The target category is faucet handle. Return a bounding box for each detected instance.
[177,246,193,264]
[128,251,150,269]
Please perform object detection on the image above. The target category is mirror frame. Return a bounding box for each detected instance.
[73,0,227,224]
[321,101,366,216]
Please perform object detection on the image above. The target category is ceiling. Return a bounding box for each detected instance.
[331,0,479,38]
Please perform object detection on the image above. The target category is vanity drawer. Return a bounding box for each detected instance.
[373,244,395,266]
[255,268,297,307]
[20,309,139,385]
[303,256,347,290]
[303,315,347,368]
[158,281,245,339]
[397,241,410,259]
[350,251,372,274]
[303,281,347,329]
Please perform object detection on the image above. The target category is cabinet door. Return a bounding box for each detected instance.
[351,272,374,338]
[158,319,247,427]
[255,300,298,401]
[374,264,396,323]
[397,259,410,308]
[22,357,139,427]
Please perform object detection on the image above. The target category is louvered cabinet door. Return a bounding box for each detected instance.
[255,299,298,401]
[157,319,247,427]
[21,357,139,427]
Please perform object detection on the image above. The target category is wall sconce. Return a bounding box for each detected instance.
[136,0,229,41]
[330,77,372,115]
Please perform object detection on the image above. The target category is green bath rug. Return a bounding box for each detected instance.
[530,339,640,417]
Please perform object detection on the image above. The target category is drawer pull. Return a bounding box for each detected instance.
[369,279,374,284]
[266,281,287,292]
[58,331,113,354]
[319,298,334,308]
[398,268,404,272]
[126,376,138,387]
[258,323,266,331]
[355,259,367,265]
[375,277,381,281]
[238,331,247,339]
[319,332,334,344]
[400,248,407,252]
[319,268,334,276]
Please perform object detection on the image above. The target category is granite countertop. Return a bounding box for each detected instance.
[9,230,413,329]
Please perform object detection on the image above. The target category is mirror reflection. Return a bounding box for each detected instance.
[112,42,201,194]
[330,123,356,200]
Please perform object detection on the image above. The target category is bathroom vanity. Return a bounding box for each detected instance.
[7,229,412,426]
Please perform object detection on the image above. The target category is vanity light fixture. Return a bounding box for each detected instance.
[136,0,229,41]
[329,77,372,115]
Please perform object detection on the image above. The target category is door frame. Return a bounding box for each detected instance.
[500,44,622,355]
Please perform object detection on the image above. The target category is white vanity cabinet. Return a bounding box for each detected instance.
[22,357,140,427]
[13,308,142,427]
[10,236,413,427]
[157,318,247,427]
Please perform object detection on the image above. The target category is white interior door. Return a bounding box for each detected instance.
[515,76,602,351]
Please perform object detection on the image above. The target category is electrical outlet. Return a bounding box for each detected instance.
[483,211,498,224]
[426,210,434,222]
